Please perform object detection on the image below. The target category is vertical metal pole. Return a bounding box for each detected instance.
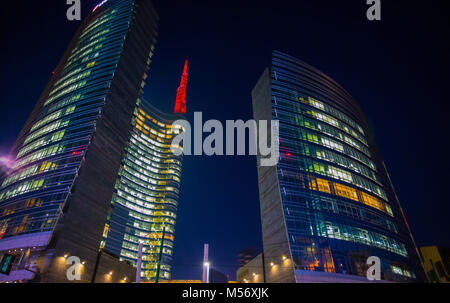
[136,242,143,283]
[261,251,266,283]
[202,244,209,283]
[91,249,102,283]
[155,226,166,284]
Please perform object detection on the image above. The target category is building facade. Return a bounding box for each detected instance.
[237,253,264,283]
[252,51,425,282]
[100,98,185,282]
[0,0,160,282]
[420,246,450,283]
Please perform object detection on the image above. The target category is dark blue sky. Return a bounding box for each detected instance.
[0,0,449,280]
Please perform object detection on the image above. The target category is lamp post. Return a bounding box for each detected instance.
[203,261,210,284]
[202,244,210,283]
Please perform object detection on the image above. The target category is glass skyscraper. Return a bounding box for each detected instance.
[0,0,165,282]
[251,51,425,282]
[100,59,189,282]
[101,97,185,282]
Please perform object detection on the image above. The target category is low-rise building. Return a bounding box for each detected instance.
[420,246,450,283]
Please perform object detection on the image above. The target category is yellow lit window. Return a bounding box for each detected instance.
[86,61,96,68]
[25,198,43,208]
[65,106,76,114]
[102,224,109,237]
[316,178,331,194]
[39,160,56,172]
[334,183,358,201]
[360,191,385,213]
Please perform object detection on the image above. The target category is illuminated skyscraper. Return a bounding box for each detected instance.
[100,65,188,281]
[174,60,189,115]
[252,51,425,282]
[0,0,161,282]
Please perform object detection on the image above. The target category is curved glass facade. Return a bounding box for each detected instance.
[0,0,160,282]
[101,100,184,281]
[0,0,137,239]
[252,51,425,282]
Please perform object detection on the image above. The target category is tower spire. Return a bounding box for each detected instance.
[174,59,188,114]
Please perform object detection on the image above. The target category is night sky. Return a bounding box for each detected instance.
[0,0,449,280]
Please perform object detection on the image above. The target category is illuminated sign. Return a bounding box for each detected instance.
[93,0,108,12]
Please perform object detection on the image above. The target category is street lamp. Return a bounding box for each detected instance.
[203,261,210,283]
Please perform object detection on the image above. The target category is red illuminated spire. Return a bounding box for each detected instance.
[174,60,188,114]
